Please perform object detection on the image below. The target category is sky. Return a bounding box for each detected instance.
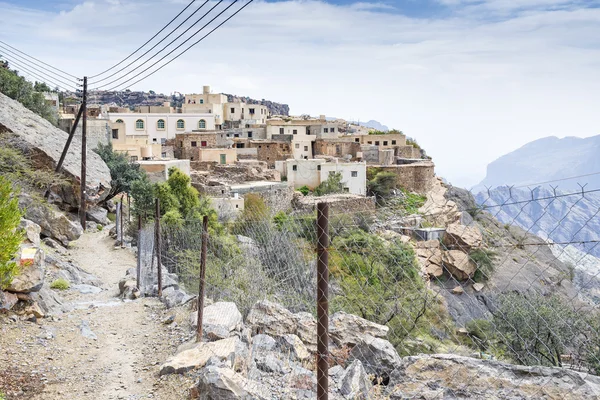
[1,0,599,189]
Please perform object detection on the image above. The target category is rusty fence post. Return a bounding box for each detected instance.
[136,214,142,293]
[120,200,124,247]
[316,202,330,400]
[155,198,162,297]
[197,215,209,342]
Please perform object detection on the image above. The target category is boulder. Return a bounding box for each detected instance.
[19,219,41,247]
[190,302,243,341]
[246,300,296,337]
[86,206,110,225]
[160,336,241,375]
[416,246,444,278]
[388,354,600,399]
[19,194,83,246]
[278,334,311,362]
[442,250,476,281]
[195,365,270,400]
[330,311,389,347]
[0,291,18,311]
[255,354,284,374]
[339,360,371,398]
[294,312,318,352]
[163,288,193,309]
[473,282,485,292]
[252,334,278,353]
[45,254,101,286]
[119,278,138,300]
[452,286,465,295]
[0,92,111,208]
[349,336,401,379]
[29,284,63,315]
[443,223,483,250]
[7,248,44,293]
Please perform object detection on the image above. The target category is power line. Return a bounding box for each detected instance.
[0,44,79,87]
[106,0,254,92]
[89,0,199,79]
[90,0,210,85]
[0,56,79,92]
[91,0,222,89]
[0,40,80,80]
[513,171,600,189]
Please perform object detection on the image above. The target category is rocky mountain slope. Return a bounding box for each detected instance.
[474,135,600,191]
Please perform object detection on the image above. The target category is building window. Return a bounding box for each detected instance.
[317,165,321,171]
[177,119,185,129]
[235,204,239,209]
[199,99,204,104]
[279,128,284,134]
[248,132,253,138]
[161,138,166,145]
[201,141,207,147]
[383,141,388,146]
[324,128,328,133]
[375,141,380,145]
[249,108,255,114]
[112,129,119,139]
[130,156,138,162]
[351,171,358,177]
[230,108,235,113]
[304,146,308,151]
[368,141,372,144]
[152,138,157,142]
[293,129,297,135]
[392,140,397,145]
[355,138,360,143]
[180,141,183,147]
[292,165,297,171]
[191,141,197,147]
[161,152,166,158]
[115,119,124,124]
[295,143,300,149]
[234,134,240,138]
[331,127,335,132]
[157,119,165,130]
[135,119,144,130]
[198,119,206,129]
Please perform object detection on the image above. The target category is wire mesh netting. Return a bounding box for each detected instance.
[137,181,600,398]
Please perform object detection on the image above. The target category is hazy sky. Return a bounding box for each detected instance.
[1,0,599,188]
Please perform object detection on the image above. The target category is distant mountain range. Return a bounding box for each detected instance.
[473,135,600,192]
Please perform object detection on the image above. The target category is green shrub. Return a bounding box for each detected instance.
[314,172,345,196]
[97,225,104,231]
[0,177,23,289]
[297,185,310,196]
[50,278,70,290]
[406,137,421,150]
[367,171,397,201]
[94,143,146,202]
[470,248,496,282]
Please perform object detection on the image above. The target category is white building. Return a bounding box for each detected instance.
[284,159,367,195]
[107,113,216,144]
[267,122,315,159]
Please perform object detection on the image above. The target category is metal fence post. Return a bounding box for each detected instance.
[120,200,124,247]
[155,198,162,297]
[136,214,142,293]
[316,202,330,400]
[197,215,209,342]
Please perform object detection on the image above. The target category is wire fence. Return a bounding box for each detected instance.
[135,181,600,398]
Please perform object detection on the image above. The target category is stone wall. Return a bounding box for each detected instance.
[376,161,435,193]
[292,193,376,213]
[314,139,361,159]
[396,145,421,159]
[251,140,293,168]
[174,133,218,159]
[231,182,295,214]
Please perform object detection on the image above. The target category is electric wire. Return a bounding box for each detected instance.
[89,0,210,84]
[0,56,79,92]
[106,0,254,92]
[0,44,79,88]
[0,39,80,80]
[89,0,199,79]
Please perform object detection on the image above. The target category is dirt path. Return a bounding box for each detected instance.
[0,229,190,400]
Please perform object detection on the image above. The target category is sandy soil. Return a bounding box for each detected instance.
[0,229,194,400]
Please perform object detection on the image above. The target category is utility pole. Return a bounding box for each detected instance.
[79,76,88,227]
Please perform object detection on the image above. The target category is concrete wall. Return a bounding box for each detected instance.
[211,196,244,220]
[320,161,367,196]
[292,193,376,213]
[196,148,237,164]
[352,133,406,149]
[287,159,322,189]
[107,113,216,143]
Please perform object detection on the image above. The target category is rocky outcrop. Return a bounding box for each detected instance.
[160,336,241,375]
[389,354,600,399]
[20,219,41,247]
[19,193,83,246]
[86,206,110,225]
[442,250,476,281]
[0,92,111,208]
[443,223,483,250]
[246,300,296,337]
[190,302,243,341]
[415,240,444,278]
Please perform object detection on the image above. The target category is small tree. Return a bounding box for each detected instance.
[94,143,145,202]
[314,172,345,196]
[130,175,155,218]
[0,177,23,289]
[367,171,397,200]
[166,167,199,218]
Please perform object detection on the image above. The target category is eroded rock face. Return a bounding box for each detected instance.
[20,219,41,247]
[7,248,45,293]
[0,92,111,208]
[246,300,296,337]
[339,360,371,398]
[389,354,600,399]
[329,311,389,347]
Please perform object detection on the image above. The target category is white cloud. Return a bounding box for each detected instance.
[1,0,599,188]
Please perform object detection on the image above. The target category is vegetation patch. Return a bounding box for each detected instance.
[470,248,497,282]
[50,278,70,290]
[0,177,23,289]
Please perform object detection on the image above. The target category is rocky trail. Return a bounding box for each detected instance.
[0,229,192,400]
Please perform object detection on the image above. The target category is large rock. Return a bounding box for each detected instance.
[29,284,63,315]
[339,360,371,398]
[246,300,296,337]
[7,248,44,293]
[388,354,600,399]
[19,194,83,246]
[278,334,311,362]
[0,291,18,311]
[19,219,41,247]
[160,336,241,375]
[190,302,243,341]
[86,206,110,225]
[442,250,476,281]
[195,365,270,400]
[294,312,318,352]
[0,92,111,208]
[330,311,389,347]
[416,242,444,278]
[349,336,402,379]
[443,223,483,250]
